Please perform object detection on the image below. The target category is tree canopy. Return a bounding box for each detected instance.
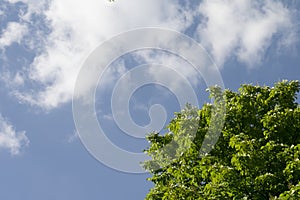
[143,80,300,200]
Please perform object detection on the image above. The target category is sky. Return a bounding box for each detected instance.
[0,0,299,199]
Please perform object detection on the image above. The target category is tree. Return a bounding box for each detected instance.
[143,80,300,199]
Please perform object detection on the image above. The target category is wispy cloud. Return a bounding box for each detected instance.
[197,0,295,67]
[0,114,29,155]
[0,22,28,49]
[103,114,113,121]
[12,0,193,110]
[67,130,79,143]
[0,0,298,110]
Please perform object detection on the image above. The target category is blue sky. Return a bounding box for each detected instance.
[0,0,299,199]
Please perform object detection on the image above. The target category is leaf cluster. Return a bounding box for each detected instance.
[143,80,300,200]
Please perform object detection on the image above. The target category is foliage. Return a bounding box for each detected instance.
[143,80,300,200]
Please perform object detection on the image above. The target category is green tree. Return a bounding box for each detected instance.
[143,80,300,200]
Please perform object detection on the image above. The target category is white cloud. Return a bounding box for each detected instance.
[1,71,25,87]
[0,22,28,49]
[4,0,48,16]
[131,50,200,88]
[97,59,128,90]
[15,0,194,110]
[2,0,297,110]
[0,115,29,155]
[197,0,294,67]
[5,0,27,3]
